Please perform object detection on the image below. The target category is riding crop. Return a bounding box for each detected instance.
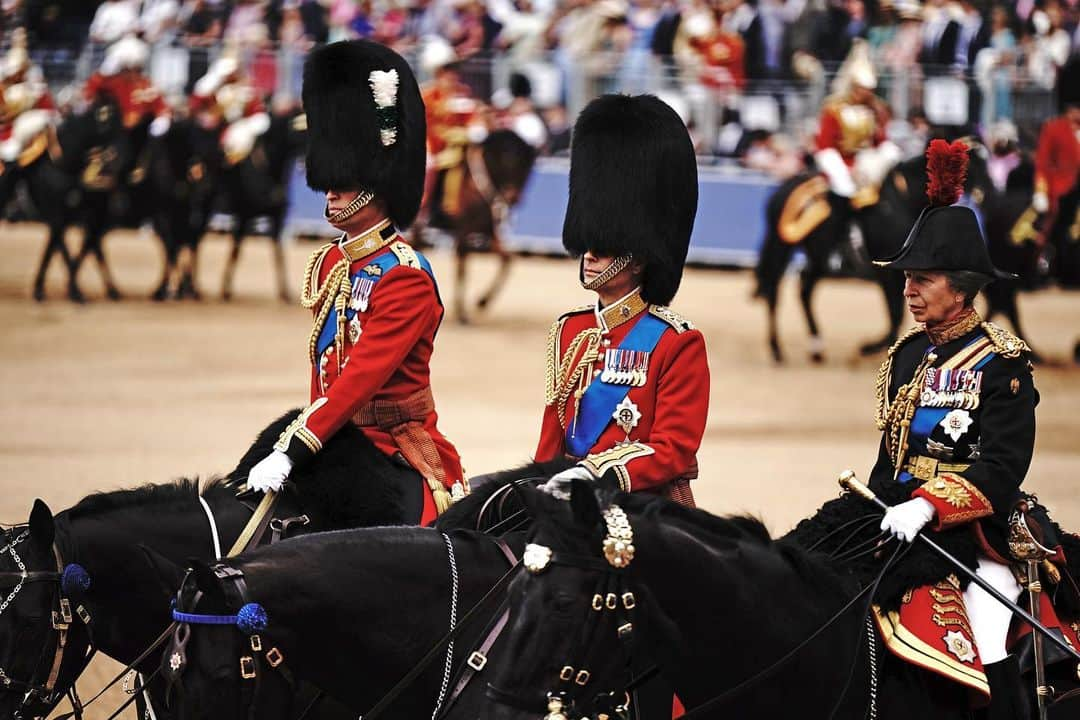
[838,470,1080,666]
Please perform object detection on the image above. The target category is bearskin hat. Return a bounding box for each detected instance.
[1058,56,1080,112]
[876,140,1011,279]
[563,94,698,306]
[302,40,426,228]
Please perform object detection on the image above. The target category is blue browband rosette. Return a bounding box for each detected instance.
[61,563,91,597]
[236,602,268,635]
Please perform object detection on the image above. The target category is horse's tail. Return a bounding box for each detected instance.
[753,180,799,300]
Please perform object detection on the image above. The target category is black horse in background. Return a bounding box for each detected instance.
[146,118,220,301]
[983,163,1080,363]
[421,130,537,324]
[215,109,307,303]
[0,114,80,302]
[0,409,418,720]
[483,477,1080,720]
[754,142,995,364]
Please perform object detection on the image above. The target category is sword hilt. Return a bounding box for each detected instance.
[838,470,886,510]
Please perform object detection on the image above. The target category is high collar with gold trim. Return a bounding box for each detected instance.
[595,287,648,332]
[338,218,396,262]
[926,308,981,347]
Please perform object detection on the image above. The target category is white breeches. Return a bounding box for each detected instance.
[962,556,1022,665]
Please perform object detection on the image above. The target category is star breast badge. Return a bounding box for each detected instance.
[612,397,642,436]
[942,630,977,663]
[939,409,973,442]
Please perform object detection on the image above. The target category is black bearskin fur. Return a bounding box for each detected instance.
[230,409,409,528]
[562,94,697,306]
[302,40,426,228]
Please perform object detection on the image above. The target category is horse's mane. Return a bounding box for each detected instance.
[434,458,575,531]
[68,477,229,520]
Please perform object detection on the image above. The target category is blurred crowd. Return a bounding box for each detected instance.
[1,0,1078,167]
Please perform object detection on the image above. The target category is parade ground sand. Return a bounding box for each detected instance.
[1,223,1078,718]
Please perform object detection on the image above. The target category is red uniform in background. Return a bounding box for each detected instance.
[536,293,709,501]
[1034,116,1080,215]
[84,70,166,128]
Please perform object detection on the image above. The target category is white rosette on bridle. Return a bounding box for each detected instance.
[368,69,399,146]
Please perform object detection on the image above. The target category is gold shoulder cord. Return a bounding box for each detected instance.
[300,244,352,366]
[875,325,925,430]
[873,325,932,474]
[545,321,603,431]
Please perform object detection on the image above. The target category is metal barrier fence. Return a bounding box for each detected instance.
[27,40,1058,153]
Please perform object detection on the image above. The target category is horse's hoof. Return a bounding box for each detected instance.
[476,296,490,311]
[32,285,45,303]
[1073,341,1080,366]
[106,286,122,301]
[1028,350,1045,366]
[68,289,86,304]
[151,285,168,302]
[810,351,825,365]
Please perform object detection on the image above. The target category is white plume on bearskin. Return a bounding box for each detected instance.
[302,40,426,228]
[562,94,698,305]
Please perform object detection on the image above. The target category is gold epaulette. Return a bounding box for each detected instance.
[980,322,1030,359]
[875,326,925,431]
[389,240,423,270]
[649,305,693,333]
[558,304,593,320]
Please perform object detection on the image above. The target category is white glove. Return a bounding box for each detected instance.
[247,450,294,493]
[1032,191,1049,214]
[880,497,936,543]
[149,115,171,137]
[814,147,856,197]
[537,465,595,500]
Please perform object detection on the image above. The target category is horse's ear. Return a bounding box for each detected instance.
[136,545,186,601]
[28,499,55,548]
[569,479,602,530]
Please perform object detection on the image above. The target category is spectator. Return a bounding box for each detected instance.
[919,0,961,75]
[180,0,222,94]
[224,0,266,48]
[548,0,632,114]
[89,0,140,45]
[1026,0,1070,90]
[973,3,1017,127]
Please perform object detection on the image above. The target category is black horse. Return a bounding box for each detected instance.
[149,461,572,720]
[422,130,537,324]
[216,109,307,303]
[754,144,995,364]
[145,118,220,301]
[0,409,417,720]
[483,476,1049,720]
[0,114,80,302]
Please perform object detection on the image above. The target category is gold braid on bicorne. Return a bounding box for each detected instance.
[545,320,603,431]
[300,245,353,366]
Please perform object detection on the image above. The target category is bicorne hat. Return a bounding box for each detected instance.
[302,40,426,228]
[562,94,698,305]
[875,139,1012,279]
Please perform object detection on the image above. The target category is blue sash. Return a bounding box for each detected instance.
[898,337,996,483]
[566,312,668,458]
[315,248,438,357]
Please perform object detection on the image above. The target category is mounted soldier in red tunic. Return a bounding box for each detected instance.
[245,40,464,526]
[535,94,709,508]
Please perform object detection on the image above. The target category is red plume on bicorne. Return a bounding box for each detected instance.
[925,138,969,207]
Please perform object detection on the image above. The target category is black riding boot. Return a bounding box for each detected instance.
[982,655,1031,720]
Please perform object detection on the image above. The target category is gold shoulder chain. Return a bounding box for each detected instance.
[300,244,352,366]
[980,322,1030,359]
[875,325,924,430]
[544,316,568,406]
[546,324,603,430]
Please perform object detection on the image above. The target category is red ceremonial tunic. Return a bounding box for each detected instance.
[274,220,463,525]
[816,95,890,164]
[0,81,54,141]
[535,289,709,501]
[1034,116,1080,213]
[84,71,166,128]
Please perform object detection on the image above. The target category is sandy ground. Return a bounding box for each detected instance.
[1,223,1078,719]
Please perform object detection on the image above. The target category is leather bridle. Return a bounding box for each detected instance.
[0,528,95,720]
[485,506,639,720]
